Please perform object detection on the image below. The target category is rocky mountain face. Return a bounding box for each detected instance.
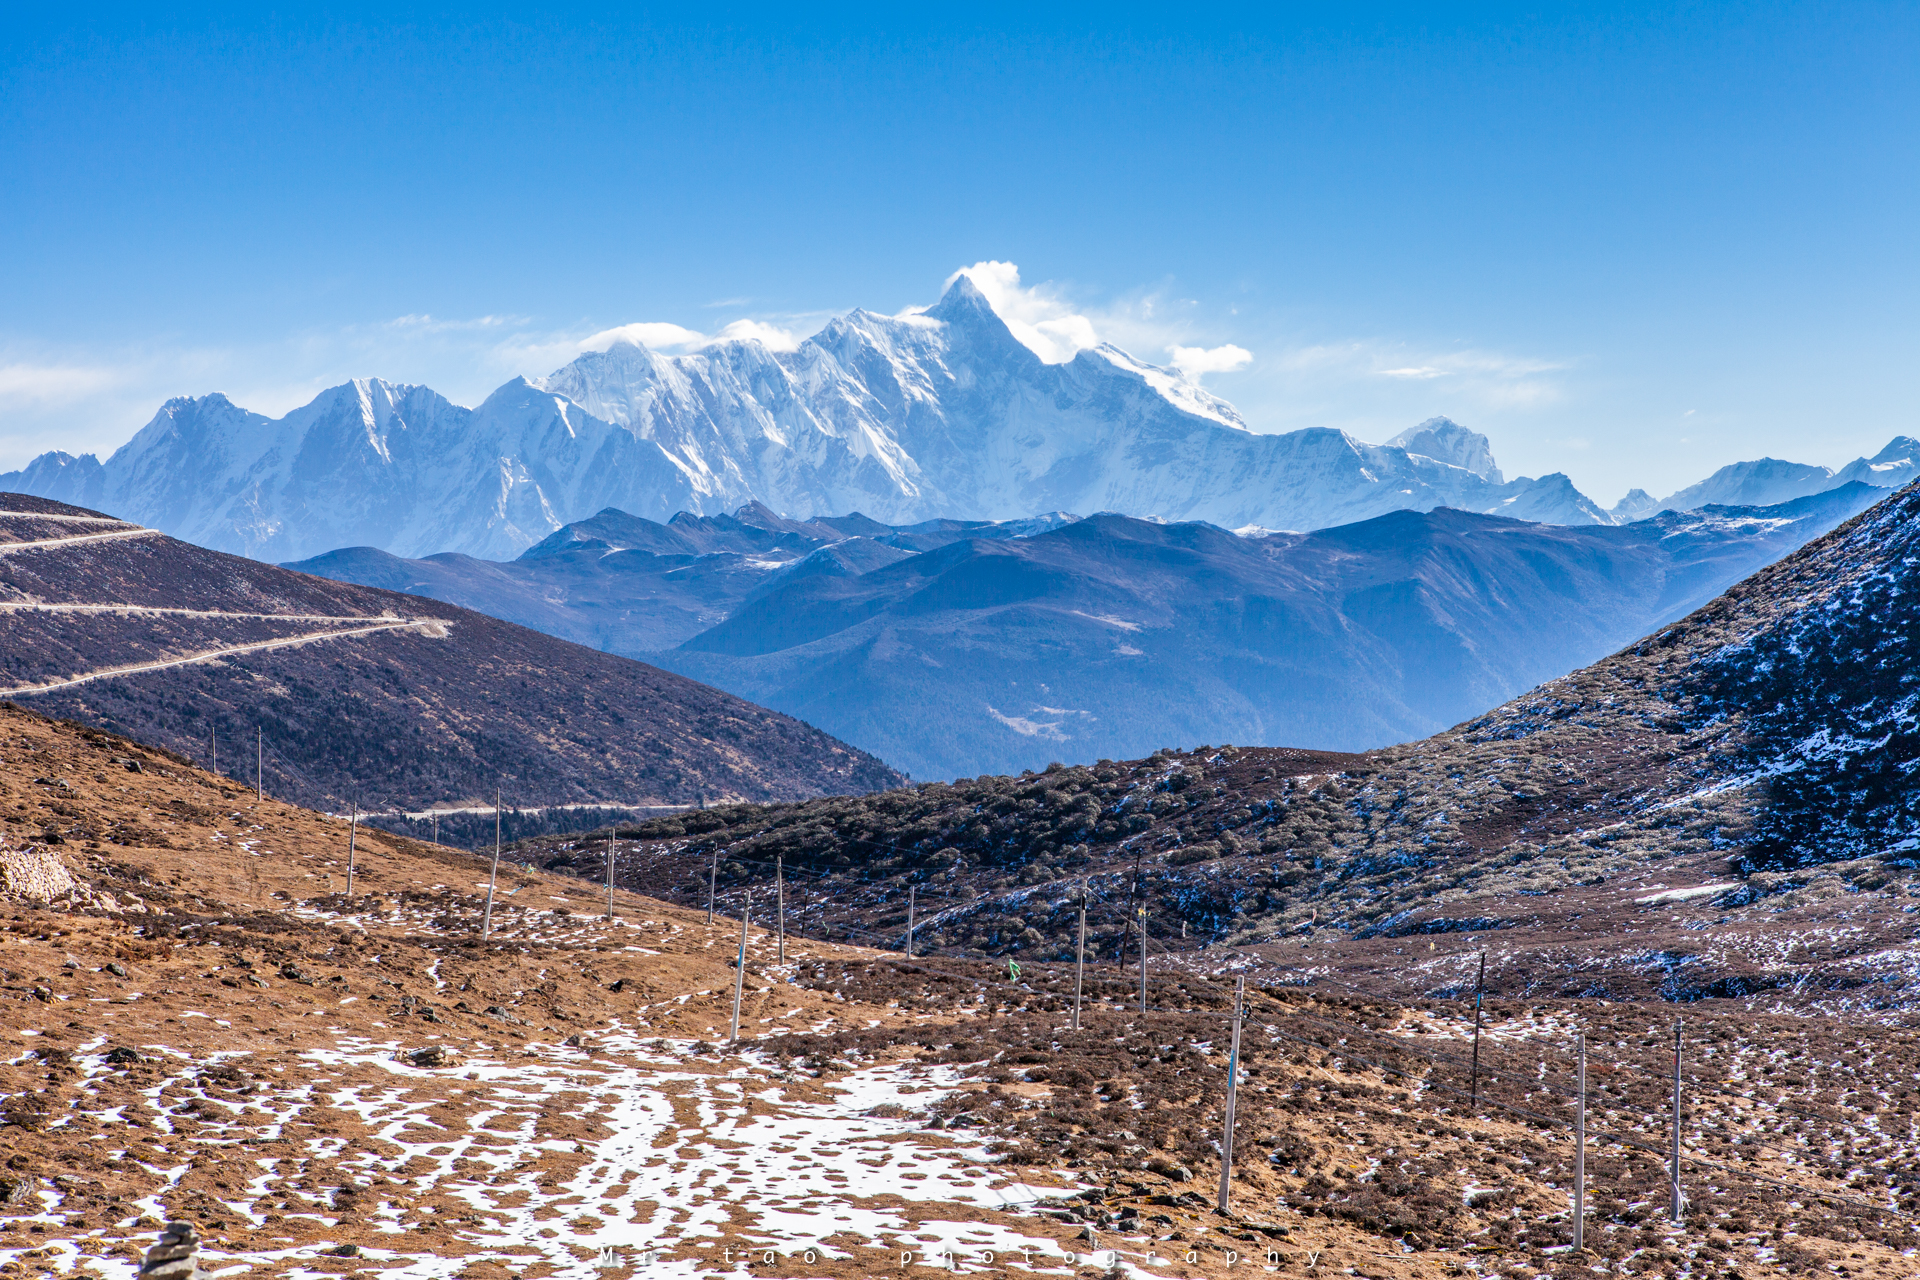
[0,493,900,835]
[520,480,1920,1009]
[292,485,1885,780]
[1,278,1617,561]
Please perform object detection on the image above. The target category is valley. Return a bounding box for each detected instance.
[296,485,1885,780]
[508,480,1920,1018]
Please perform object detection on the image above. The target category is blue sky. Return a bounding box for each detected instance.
[2,3,1915,503]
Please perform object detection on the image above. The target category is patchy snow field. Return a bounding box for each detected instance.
[1,1028,1098,1280]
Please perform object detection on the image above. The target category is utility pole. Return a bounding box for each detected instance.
[482,789,501,940]
[1217,974,1246,1215]
[1670,1018,1686,1223]
[1574,1032,1587,1253]
[210,723,216,776]
[255,728,262,802]
[604,839,615,920]
[1137,904,1148,1015]
[776,854,786,966]
[1469,951,1487,1112]
[905,886,916,958]
[729,891,751,1044]
[431,812,438,847]
[345,799,358,897]
[707,849,718,926]
[1071,888,1087,1033]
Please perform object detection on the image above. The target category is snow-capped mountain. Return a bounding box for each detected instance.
[4,276,1615,561]
[1387,417,1505,483]
[1655,436,1919,513]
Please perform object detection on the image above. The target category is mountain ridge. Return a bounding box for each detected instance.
[1,276,1615,561]
[289,483,1887,780]
[518,479,1920,1014]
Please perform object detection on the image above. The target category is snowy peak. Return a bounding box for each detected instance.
[1,270,1629,560]
[1610,488,1658,522]
[1387,417,1504,483]
[1654,437,1915,514]
[1658,456,1833,511]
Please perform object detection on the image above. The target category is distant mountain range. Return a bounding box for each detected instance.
[0,493,899,841]
[1607,435,1918,521]
[1,276,1631,561]
[290,484,1886,779]
[7,270,1905,565]
[549,477,1920,1010]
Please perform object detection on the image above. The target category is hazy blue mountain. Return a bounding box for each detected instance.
[290,484,1887,780]
[1656,435,1918,512]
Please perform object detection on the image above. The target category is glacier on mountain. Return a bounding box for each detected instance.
[0,275,1775,561]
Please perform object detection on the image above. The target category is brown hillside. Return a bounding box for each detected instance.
[0,493,901,834]
[1,706,1915,1278]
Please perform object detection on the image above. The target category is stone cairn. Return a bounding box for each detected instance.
[138,1222,204,1280]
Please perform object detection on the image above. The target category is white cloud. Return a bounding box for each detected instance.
[937,261,1252,386]
[1168,343,1252,382]
[943,260,1102,363]
[579,321,708,352]
[1264,340,1568,416]
[0,362,124,405]
[573,317,802,356]
[384,314,518,334]
[712,319,800,352]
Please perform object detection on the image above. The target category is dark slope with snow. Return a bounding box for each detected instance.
[1680,485,1920,868]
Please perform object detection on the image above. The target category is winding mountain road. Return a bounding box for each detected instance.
[0,527,161,555]
[0,616,440,699]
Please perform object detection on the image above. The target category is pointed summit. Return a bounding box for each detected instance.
[925,271,997,322]
[921,271,1036,366]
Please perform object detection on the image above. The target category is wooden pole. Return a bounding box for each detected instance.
[604,839,615,920]
[776,854,786,966]
[1137,905,1148,1014]
[255,728,262,802]
[210,723,216,776]
[729,891,751,1044]
[1574,1032,1587,1253]
[1670,1018,1685,1223]
[482,790,501,940]
[1216,974,1245,1215]
[345,799,358,897]
[1071,890,1087,1033]
[905,885,916,958]
[431,812,438,847]
[1469,951,1486,1112]
[707,848,718,926]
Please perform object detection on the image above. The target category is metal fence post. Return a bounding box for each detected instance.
[1217,974,1245,1214]
[1670,1018,1686,1223]
[1574,1032,1586,1252]
[730,891,751,1044]
[1071,889,1087,1032]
